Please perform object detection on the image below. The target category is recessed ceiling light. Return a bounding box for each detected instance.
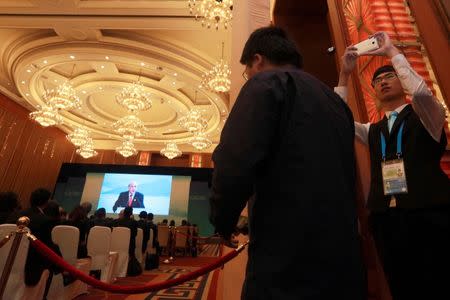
[174,73,178,76]
[140,62,145,66]
[100,65,105,69]
[7,82,11,86]
[99,87,103,90]
[105,56,110,60]
[25,93,30,96]
[54,79,57,82]
[82,90,87,94]
[70,55,75,59]
[21,81,25,84]
[172,82,176,85]
[26,69,31,73]
[43,60,48,64]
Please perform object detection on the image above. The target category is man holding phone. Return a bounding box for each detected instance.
[336,31,450,299]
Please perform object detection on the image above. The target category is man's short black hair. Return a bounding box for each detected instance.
[372,65,396,83]
[139,211,147,219]
[30,188,51,207]
[240,26,303,68]
[95,207,106,217]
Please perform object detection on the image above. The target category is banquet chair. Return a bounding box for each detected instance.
[110,226,130,278]
[48,225,92,300]
[135,228,144,266]
[86,226,117,283]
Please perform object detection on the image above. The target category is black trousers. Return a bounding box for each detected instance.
[369,206,450,300]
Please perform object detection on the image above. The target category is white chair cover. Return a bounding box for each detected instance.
[50,225,91,300]
[135,228,143,266]
[110,227,130,278]
[174,226,189,256]
[157,225,170,255]
[86,226,116,283]
[51,225,79,266]
[0,224,49,300]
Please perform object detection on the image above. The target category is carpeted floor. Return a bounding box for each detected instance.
[76,256,220,300]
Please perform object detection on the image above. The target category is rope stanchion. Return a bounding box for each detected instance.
[0,232,14,249]
[0,217,30,299]
[28,233,248,294]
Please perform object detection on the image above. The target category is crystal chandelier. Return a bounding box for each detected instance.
[76,138,98,159]
[160,142,182,159]
[43,81,81,110]
[178,109,207,132]
[66,127,90,147]
[29,105,63,127]
[112,114,148,140]
[200,43,231,92]
[116,139,138,158]
[188,0,233,30]
[191,131,212,150]
[116,81,152,112]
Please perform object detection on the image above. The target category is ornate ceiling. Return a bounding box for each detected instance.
[0,0,231,153]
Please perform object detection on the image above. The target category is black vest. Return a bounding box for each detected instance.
[367,104,450,212]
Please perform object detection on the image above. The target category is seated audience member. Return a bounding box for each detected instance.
[147,213,158,249]
[44,200,62,223]
[0,191,19,224]
[137,211,150,253]
[64,205,89,258]
[169,219,176,227]
[87,207,111,234]
[113,206,138,257]
[6,188,63,291]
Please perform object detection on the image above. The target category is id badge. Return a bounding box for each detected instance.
[381,158,408,195]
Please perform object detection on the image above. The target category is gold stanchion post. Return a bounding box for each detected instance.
[0,217,30,299]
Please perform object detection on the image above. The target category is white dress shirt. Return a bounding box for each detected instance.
[334,54,446,144]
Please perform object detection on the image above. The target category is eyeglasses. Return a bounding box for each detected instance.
[372,72,397,86]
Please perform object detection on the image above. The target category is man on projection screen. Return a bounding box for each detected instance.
[112,181,145,212]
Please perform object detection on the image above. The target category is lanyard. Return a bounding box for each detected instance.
[380,121,405,160]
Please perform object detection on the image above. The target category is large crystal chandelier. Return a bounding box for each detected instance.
[190,131,212,150]
[200,43,231,92]
[116,81,152,112]
[43,81,81,110]
[112,114,148,140]
[76,138,98,159]
[160,142,182,159]
[116,139,138,158]
[66,127,90,147]
[188,0,233,30]
[29,105,63,127]
[178,109,208,132]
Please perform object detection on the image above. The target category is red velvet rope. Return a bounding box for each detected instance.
[30,238,245,294]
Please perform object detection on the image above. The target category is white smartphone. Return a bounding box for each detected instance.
[354,37,379,55]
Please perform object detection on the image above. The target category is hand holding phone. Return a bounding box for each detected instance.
[353,37,380,55]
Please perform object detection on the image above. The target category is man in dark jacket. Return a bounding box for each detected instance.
[7,188,62,295]
[210,26,366,300]
[112,181,144,212]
